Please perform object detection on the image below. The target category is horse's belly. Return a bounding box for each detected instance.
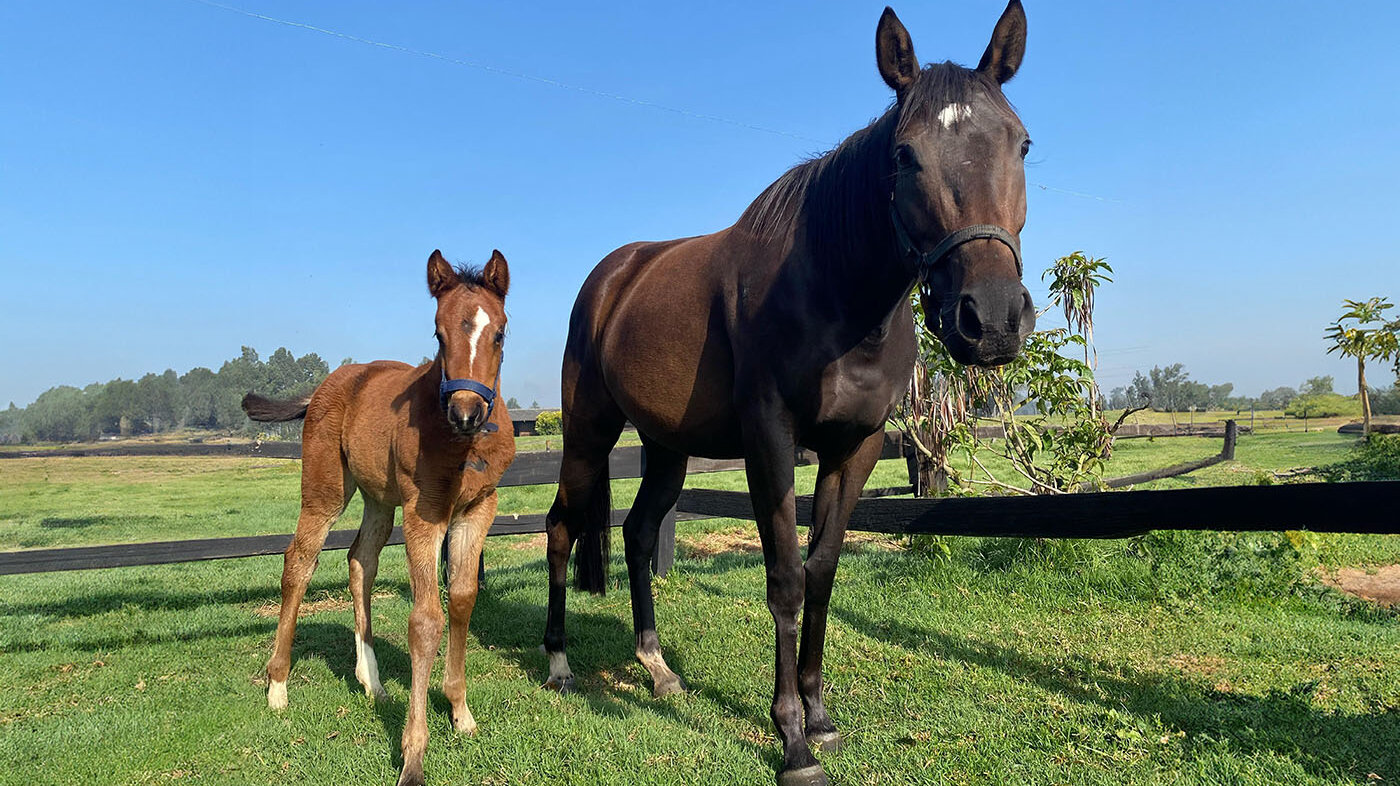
[598,241,744,459]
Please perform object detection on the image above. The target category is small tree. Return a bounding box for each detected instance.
[895,251,1116,497]
[1325,297,1399,437]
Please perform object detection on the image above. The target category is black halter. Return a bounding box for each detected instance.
[438,353,501,434]
[889,203,1023,279]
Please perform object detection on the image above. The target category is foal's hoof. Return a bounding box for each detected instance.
[451,706,478,736]
[267,680,288,710]
[543,675,575,695]
[806,730,843,753]
[777,764,830,786]
[652,674,686,698]
[394,769,425,786]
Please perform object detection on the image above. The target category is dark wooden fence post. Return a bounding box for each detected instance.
[1222,419,1237,461]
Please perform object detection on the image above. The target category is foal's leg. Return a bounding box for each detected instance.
[396,512,447,786]
[267,462,352,710]
[742,409,825,785]
[348,497,394,700]
[799,430,884,752]
[442,492,496,735]
[623,439,688,697]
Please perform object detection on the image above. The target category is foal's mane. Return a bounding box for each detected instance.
[736,62,1008,264]
[449,264,491,290]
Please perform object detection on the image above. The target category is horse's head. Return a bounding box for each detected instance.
[879,2,1035,367]
[427,248,510,436]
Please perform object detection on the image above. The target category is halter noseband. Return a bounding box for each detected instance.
[889,203,1023,279]
[439,354,501,434]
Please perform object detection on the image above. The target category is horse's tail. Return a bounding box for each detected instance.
[241,392,311,423]
[573,469,612,596]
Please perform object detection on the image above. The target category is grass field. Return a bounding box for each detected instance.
[2,431,1399,785]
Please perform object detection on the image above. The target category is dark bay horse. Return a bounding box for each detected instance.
[543,4,1033,784]
[242,250,515,786]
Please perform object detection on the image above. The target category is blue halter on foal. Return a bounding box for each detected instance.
[438,354,501,434]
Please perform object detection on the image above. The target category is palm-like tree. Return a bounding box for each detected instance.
[1325,297,1399,437]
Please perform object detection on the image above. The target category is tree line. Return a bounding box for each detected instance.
[0,347,331,444]
[1106,364,1400,417]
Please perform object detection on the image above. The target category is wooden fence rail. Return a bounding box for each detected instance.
[5,427,1392,577]
[0,433,905,576]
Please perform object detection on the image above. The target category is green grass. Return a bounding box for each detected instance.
[2,432,1399,784]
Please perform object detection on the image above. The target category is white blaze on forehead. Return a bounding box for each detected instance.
[466,306,491,368]
[936,103,973,129]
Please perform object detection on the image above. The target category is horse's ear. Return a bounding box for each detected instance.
[977,0,1026,85]
[876,7,918,96]
[427,249,457,297]
[483,249,510,299]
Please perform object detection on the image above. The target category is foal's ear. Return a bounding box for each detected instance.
[876,7,918,96]
[483,249,510,300]
[427,249,457,297]
[977,0,1026,85]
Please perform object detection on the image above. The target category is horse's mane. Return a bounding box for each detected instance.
[452,264,491,290]
[736,62,1008,263]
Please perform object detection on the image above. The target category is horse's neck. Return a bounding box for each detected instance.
[799,133,914,330]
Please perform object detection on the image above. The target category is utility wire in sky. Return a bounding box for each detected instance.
[188,0,1118,203]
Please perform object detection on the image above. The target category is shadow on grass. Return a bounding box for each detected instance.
[831,603,1399,784]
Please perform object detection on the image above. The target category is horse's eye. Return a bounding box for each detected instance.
[894,145,919,172]
[494,331,505,345]
[1020,138,1032,159]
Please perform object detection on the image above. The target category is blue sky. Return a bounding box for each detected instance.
[3,0,1398,408]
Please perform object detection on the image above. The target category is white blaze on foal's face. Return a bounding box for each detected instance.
[466,306,491,369]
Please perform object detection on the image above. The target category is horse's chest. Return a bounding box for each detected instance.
[809,326,916,435]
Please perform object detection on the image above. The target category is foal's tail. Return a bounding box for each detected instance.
[241,392,312,423]
[573,469,612,596]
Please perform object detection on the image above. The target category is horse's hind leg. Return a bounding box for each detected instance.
[442,493,496,735]
[266,460,352,709]
[624,439,689,697]
[542,394,625,692]
[348,497,394,700]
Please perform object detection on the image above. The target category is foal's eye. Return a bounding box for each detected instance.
[1020,138,1033,159]
[494,330,505,345]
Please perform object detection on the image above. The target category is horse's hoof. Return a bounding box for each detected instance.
[776,764,829,786]
[267,680,288,710]
[652,675,686,698]
[451,707,478,736]
[395,768,425,786]
[366,684,388,702]
[807,730,843,752]
[543,675,575,695]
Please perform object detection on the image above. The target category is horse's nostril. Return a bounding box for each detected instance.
[957,295,983,340]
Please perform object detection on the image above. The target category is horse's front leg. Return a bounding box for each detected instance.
[743,410,825,786]
[396,509,447,786]
[443,492,497,736]
[799,430,885,752]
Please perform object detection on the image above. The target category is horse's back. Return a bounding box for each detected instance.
[303,361,424,496]
[567,231,749,458]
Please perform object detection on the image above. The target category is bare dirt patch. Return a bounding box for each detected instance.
[253,590,397,618]
[680,527,899,559]
[1322,565,1400,607]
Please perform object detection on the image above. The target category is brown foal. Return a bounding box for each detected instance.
[242,249,515,786]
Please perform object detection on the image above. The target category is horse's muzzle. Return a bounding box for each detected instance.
[922,279,1035,367]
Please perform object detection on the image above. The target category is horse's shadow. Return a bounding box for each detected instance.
[828,599,1399,783]
[285,556,780,773]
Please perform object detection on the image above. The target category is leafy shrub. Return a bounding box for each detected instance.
[1317,434,1400,481]
[1284,393,1361,419]
[534,410,563,435]
[1134,530,1322,601]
